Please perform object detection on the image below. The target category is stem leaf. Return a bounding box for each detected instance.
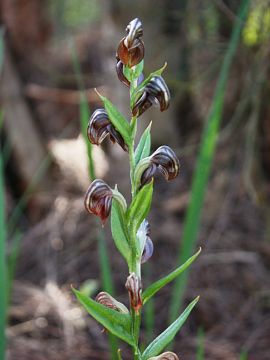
[72,287,135,346]
[98,94,132,147]
[142,248,201,304]
[127,181,153,234]
[111,200,131,266]
[142,297,199,359]
[135,123,151,165]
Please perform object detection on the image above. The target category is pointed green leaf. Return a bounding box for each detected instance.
[136,63,167,93]
[142,297,199,359]
[142,248,201,304]
[135,123,152,165]
[111,200,131,266]
[72,287,135,346]
[127,181,153,234]
[97,93,131,147]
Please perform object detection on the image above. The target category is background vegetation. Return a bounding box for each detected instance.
[0,0,270,359]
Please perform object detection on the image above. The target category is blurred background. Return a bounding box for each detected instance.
[0,0,270,359]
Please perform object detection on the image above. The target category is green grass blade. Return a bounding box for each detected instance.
[196,327,205,360]
[0,29,7,359]
[71,41,118,359]
[169,0,251,324]
[0,112,7,360]
[7,231,22,303]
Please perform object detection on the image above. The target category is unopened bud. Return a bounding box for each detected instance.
[125,273,142,313]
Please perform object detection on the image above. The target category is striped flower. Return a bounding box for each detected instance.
[132,76,170,117]
[87,109,128,151]
[84,179,126,224]
[136,146,180,187]
[117,18,144,67]
[95,292,129,314]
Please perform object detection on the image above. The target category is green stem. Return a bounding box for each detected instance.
[128,68,142,359]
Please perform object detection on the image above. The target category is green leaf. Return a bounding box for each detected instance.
[135,122,152,165]
[127,181,153,234]
[142,297,199,359]
[142,248,201,304]
[97,93,131,147]
[72,288,135,346]
[111,200,131,265]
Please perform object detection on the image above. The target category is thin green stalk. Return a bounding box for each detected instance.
[196,327,204,360]
[169,0,251,324]
[129,69,142,360]
[0,112,7,360]
[71,40,118,360]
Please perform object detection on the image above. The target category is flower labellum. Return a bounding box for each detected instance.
[140,146,180,186]
[125,273,142,313]
[117,18,144,67]
[132,76,170,117]
[116,58,130,87]
[148,352,180,360]
[96,292,129,314]
[87,109,128,151]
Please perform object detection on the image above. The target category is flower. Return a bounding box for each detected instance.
[96,292,129,314]
[125,273,142,313]
[141,221,154,264]
[84,179,126,224]
[87,109,128,151]
[117,18,144,67]
[132,75,170,117]
[135,146,180,187]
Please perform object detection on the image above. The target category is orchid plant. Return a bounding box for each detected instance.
[73,18,200,360]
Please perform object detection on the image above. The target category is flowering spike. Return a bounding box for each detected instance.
[132,76,170,117]
[125,273,143,313]
[87,109,128,151]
